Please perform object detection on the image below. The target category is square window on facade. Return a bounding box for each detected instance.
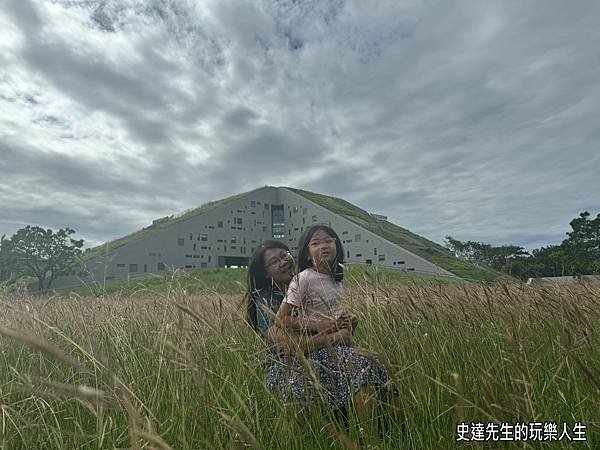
[201,234,208,241]
[177,238,184,246]
[129,264,138,273]
[312,215,317,222]
[217,221,223,228]
[355,234,361,242]
[378,254,385,261]
[157,262,165,271]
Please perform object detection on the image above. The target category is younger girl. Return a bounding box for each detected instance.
[276,225,356,334]
[276,225,398,434]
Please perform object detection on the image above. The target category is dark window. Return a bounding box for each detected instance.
[302,217,305,224]
[263,226,267,232]
[185,254,193,258]
[366,259,372,265]
[157,262,165,271]
[201,262,207,268]
[208,255,211,263]
[117,263,125,268]
[129,264,138,273]
[265,204,269,210]
[189,233,193,240]
[143,264,147,273]
[356,254,362,257]
[193,255,200,258]
[224,245,227,252]
[398,261,405,264]
[251,201,256,207]
[236,218,242,225]
[201,234,208,241]
[177,238,184,246]
[272,204,285,238]
[312,215,317,222]
[374,248,377,255]
[355,234,361,242]
[193,243,196,251]
[347,250,350,258]
[185,265,193,269]
[342,231,348,235]
[217,221,223,228]
[231,236,237,243]
[378,254,385,261]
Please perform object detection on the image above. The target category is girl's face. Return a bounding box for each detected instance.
[264,248,294,285]
[307,229,337,270]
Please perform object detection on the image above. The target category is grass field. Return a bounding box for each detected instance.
[0,268,598,449]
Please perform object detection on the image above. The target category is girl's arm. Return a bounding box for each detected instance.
[266,324,352,353]
[276,302,336,334]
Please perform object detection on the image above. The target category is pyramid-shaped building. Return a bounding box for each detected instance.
[53,186,492,289]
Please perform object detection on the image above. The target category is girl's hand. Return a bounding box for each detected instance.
[328,328,353,346]
[336,313,358,332]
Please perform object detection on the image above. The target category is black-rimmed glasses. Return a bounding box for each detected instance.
[265,250,293,269]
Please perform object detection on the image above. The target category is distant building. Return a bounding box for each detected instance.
[51,186,460,289]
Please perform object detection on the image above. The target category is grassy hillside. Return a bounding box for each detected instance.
[289,188,502,282]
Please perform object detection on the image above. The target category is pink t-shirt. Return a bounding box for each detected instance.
[283,268,344,321]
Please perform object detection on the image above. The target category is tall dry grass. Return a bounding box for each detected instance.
[0,271,598,449]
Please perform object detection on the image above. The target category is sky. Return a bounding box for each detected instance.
[1,0,599,251]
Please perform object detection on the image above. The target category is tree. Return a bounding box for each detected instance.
[3,226,84,290]
[561,211,600,276]
[445,236,528,271]
[0,234,18,284]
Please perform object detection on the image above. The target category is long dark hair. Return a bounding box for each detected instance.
[245,240,291,331]
[297,225,344,282]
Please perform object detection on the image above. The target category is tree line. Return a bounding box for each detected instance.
[0,226,83,290]
[445,211,600,280]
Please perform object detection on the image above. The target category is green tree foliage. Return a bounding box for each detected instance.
[446,211,600,279]
[444,236,528,273]
[1,226,84,290]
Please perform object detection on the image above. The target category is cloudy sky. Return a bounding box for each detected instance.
[1,0,599,251]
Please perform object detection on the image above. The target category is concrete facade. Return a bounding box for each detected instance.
[51,186,457,289]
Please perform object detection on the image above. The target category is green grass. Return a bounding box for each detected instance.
[0,276,598,449]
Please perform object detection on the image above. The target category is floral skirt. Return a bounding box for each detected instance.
[263,344,395,410]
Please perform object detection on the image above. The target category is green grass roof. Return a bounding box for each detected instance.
[287,187,502,282]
